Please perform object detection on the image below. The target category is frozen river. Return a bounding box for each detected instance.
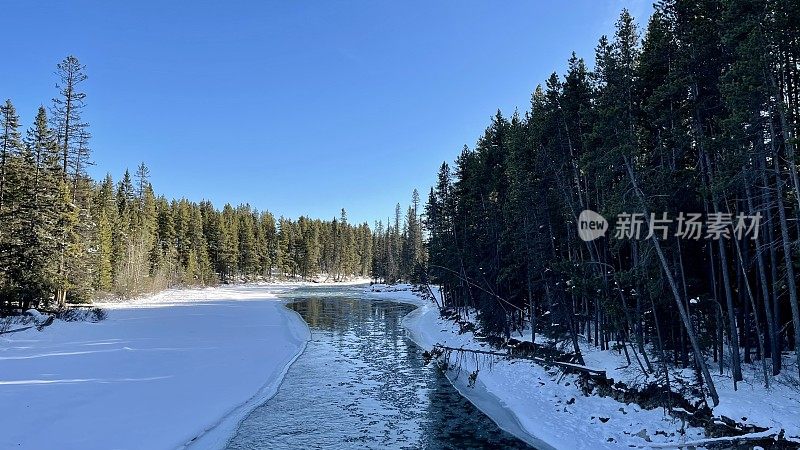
[226,286,532,449]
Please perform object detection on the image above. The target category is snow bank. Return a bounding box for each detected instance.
[0,285,310,450]
[23,308,48,324]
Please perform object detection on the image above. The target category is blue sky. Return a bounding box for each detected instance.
[2,1,652,224]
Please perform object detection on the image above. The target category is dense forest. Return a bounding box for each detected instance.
[0,57,394,309]
[371,189,427,284]
[4,0,799,412]
[424,0,800,404]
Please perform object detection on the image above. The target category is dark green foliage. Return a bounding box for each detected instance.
[371,190,426,284]
[423,2,800,394]
[0,107,66,309]
[0,56,377,309]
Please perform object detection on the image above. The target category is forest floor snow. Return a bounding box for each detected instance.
[0,284,311,450]
[366,283,800,450]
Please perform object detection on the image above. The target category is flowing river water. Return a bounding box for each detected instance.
[226,286,532,449]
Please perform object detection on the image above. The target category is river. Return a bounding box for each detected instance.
[225,285,532,449]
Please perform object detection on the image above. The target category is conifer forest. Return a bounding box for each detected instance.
[0,57,425,305]
[426,1,800,400]
[2,1,800,449]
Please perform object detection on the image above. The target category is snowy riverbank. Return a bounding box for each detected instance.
[0,284,310,450]
[4,281,796,449]
[367,284,800,450]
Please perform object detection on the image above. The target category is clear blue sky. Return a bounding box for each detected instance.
[2,1,652,224]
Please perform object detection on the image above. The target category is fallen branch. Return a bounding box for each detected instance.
[0,325,34,335]
[422,282,442,310]
[36,315,55,331]
[644,428,795,449]
[432,344,606,378]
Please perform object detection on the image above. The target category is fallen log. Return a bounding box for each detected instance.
[36,315,55,331]
[431,344,606,378]
[0,325,34,335]
[645,429,796,449]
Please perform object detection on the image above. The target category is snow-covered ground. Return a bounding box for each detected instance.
[4,280,795,450]
[0,284,310,450]
[367,284,800,450]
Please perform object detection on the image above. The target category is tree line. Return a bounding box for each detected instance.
[0,56,375,311]
[371,189,426,284]
[424,0,800,403]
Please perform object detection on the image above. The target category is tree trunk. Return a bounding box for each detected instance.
[731,223,770,387]
[623,155,719,406]
[746,177,781,375]
[771,143,800,380]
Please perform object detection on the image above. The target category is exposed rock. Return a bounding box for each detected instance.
[633,428,651,442]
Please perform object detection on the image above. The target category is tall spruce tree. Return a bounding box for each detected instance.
[0,100,22,215]
[51,56,88,180]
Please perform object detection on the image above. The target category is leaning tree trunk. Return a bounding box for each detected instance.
[746,177,780,375]
[701,147,743,385]
[771,143,800,380]
[730,216,770,387]
[761,161,783,373]
[623,155,719,406]
[715,228,743,385]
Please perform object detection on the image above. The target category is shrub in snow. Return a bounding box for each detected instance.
[56,307,107,323]
[0,315,37,333]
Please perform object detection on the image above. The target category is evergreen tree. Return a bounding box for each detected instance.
[237,206,258,277]
[51,55,88,179]
[135,162,150,201]
[95,210,113,291]
[257,211,277,279]
[0,100,22,214]
[1,107,65,308]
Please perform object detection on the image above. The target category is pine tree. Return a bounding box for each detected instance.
[96,210,113,291]
[3,107,65,307]
[276,217,294,278]
[0,100,23,306]
[0,100,22,214]
[219,204,239,280]
[189,206,214,284]
[117,169,134,214]
[257,211,277,279]
[51,55,88,180]
[237,206,258,277]
[135,162,150,201]
[335,209,349,280]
